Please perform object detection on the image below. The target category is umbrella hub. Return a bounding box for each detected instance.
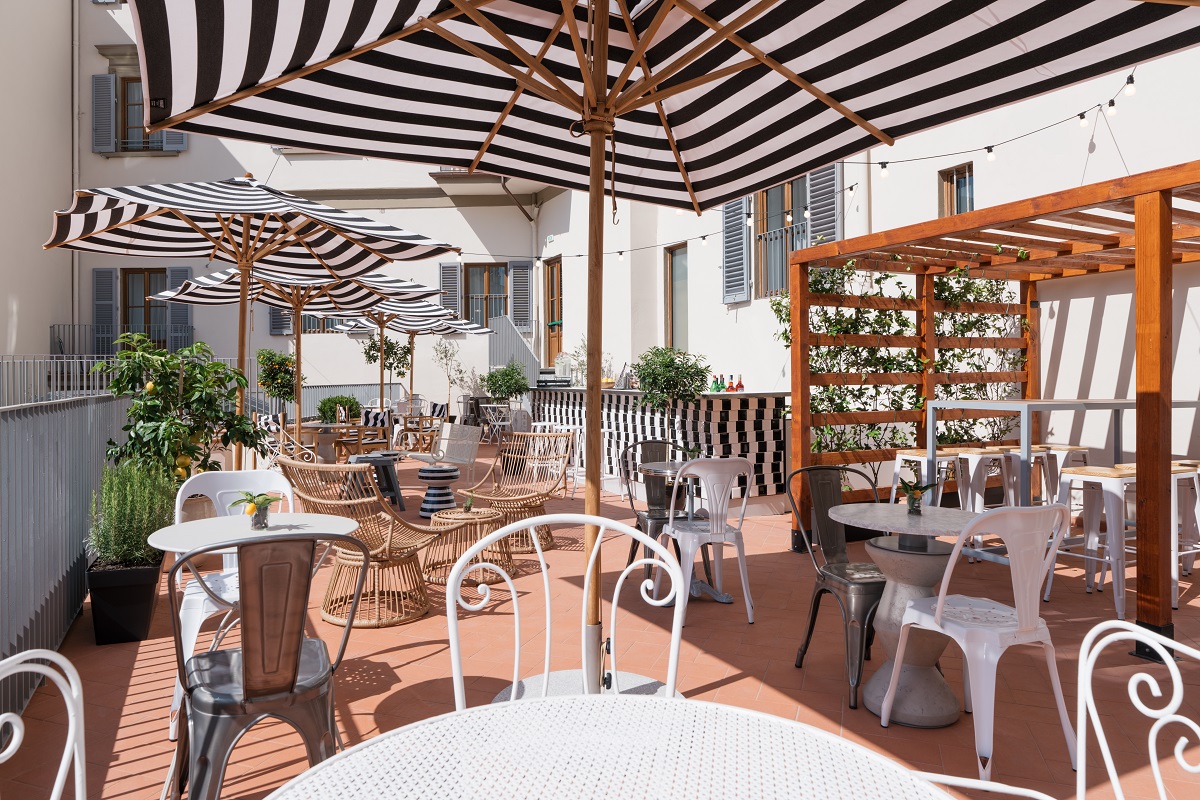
[581,116,613,135]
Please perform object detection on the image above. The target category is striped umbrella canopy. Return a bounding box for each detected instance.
[128,0,1200,688]
[152,267,443,439]
[45,175,455,463]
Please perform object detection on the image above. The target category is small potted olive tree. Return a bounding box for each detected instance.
[484,361,530,409]
[631,346,710,455]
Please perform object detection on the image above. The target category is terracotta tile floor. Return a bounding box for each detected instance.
[4,449,1200,799]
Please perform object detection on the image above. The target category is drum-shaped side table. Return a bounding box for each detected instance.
[424,507,513,585]
[417,464,460,518]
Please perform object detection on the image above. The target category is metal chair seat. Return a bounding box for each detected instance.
[820,561,887,586]
[185,638,331,715]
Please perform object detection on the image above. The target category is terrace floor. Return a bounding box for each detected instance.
[3,448,1199,800]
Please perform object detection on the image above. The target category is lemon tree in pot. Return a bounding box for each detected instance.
[87,462,175,644]
[631,346,710,456]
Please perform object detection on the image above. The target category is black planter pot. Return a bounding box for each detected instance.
[86,558,163,645]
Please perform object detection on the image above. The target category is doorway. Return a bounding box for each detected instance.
[544,257,563,366]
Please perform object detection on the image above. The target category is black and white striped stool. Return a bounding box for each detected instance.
[417,464,460,518]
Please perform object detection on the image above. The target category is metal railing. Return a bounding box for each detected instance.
[0,394,130,718]
[50,324,194,356]
[756,222,808,296]
[488,314,538,387]
[464,294,508,329]
[0,355,117,407]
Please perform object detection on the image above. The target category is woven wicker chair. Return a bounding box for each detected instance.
[278,457,466,628]
[459,431,574,553]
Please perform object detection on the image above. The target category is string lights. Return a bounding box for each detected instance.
[879,161,889,178]
[986,146,996,161]
[1107,99,1117,116]
[1079,113,1088,128]
[1125,75,1136,96]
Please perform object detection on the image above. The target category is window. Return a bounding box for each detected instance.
[754,178,807,296]
[463,263,508,327]
[121,268,168,347]
[939,163,974,217]
[544,257,563,365]
[119,78,162,152]
[93,45,187,155]
[665,244,688,350]
[299,315,350,333]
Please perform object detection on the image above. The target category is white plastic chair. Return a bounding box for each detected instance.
[445,513,685,710]
[0,650,86,800]
[880,504,1077,781]
[654,457,755,625]
[168,470,295,739]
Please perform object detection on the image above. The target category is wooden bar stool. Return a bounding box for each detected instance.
[888,447,965,507]
[988,445,1057,505]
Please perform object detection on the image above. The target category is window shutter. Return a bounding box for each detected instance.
[165,266,193,351]
[269,307,293,336]
[508,259,533,332]
[91,74,117,154]
[439,261,461,316]
[92,268,118,355]
[161,130,188,152]
[806,164,841,245]
[721,198,751,304]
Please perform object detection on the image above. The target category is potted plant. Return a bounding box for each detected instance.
[229,491,282,529]
[484,361,530,408]
[631,346,710,456]
[318,394,363,424]
[898,470,937,514]
[87,462,175,644]
[256,348,303,405]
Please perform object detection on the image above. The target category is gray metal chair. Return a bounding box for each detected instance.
[163,533,368,800]
[619,439,711,582]
[786,466,887,709]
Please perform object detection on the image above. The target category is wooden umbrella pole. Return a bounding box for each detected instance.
[234,258,251,470]
[293,298,305,444]
[582,0,612,695]
[408,332,416,407]
[378,316,387,407]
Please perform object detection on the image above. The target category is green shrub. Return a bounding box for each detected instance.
[631,346,710,412]
[256,348,301,402]
[483,361,530,401]
[89,462,175,568]
[318,394,362,423]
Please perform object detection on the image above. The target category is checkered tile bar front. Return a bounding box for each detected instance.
[530,390,787,498]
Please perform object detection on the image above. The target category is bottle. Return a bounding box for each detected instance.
[735,374,744,392]
[726,376,735,392]
[712,374,723,393]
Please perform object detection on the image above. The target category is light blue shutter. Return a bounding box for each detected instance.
[508,259,533,331]
[721,198,751,304]
[806,164,841,245]
[91,74,117,154]
[162,130,188,152]
[92,268,118,355]
[165,266,193,351]
[269,307,293,336]
[439,262,461,316]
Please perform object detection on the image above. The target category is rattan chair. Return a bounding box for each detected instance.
[460,431,574,552]
[279,457,466,627]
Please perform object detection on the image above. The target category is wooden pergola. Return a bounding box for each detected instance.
[788,158,1200,638]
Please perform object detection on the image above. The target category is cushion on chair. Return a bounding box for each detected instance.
[361,409,392,428]
[429,402,448,419]
[819,562,887,586]
[185,638,332,714]
[255,413,283,433]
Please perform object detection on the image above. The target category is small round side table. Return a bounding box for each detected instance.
[424,507,513,585]
[417,464,460,518]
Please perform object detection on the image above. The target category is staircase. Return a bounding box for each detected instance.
[487,315,540,386]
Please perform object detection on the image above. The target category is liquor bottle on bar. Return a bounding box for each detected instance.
[735,374,744,392]
[711,374,723,393]
[726,375,735,392]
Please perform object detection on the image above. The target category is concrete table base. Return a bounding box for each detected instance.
[862,536,961,728]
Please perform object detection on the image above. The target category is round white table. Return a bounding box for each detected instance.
[265,695,952,800]
[148,512,360,554]
[828,504,977,729]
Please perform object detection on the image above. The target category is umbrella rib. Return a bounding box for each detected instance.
[166,209,240,261]
[608,0,676,104]
[613,0,777,112]
[248,212,301,259]
[420,16,581,113]
[147,0,504,133]
[557,0,595,109]
[213,213,243,260]
[297,234,342,280]
[619,58,760,114]
[673,0,893,146]
[445,0,583,110]
[470,12,570,173]
[617,0,700,215]
[251,218,323,261]
[45,205,170,249]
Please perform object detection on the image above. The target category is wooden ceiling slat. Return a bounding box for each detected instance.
[1000,220,1121,245]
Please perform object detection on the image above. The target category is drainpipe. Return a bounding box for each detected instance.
[70,0,81,328]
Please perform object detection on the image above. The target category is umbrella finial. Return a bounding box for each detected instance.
[243,172,254,179]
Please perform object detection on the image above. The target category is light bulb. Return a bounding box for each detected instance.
[701,236,708,247]
[456,252,463,264]
[1107,99,1117,117]
[785,211,793,224]
[618,251,624,262]
[1125,75,1136,97]
[745,213,753,227]
[879,162,889,178]
[535,258,543,268]
[803,206,810,219]
[986,146,995,162]
[675,208,683,216]
[1079,113,1088,128]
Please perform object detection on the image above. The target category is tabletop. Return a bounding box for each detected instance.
[828,503,978,537]
[265,695,951,800]
[148,513,359,555]
[927,398,1136,412]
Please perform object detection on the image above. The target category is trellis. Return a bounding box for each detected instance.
[787,158,1200,637]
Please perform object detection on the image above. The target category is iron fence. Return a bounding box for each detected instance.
[50,323,194,356]
[0,394,130,719]
[756,222,807,296]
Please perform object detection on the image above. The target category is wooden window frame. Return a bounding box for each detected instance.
[664,243,687,349]
[462,262,509,326]
[938,162,975,218]
[754,180,805,298]
[119,76,151,153]
[120,267,168,344]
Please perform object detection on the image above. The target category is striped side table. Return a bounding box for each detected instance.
[417,464,460,518]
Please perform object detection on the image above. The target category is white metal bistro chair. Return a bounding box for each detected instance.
[0,649,86,800]
[167,470,295,739]
[446,513,685,709]
[480,403,512,443]
[654,457,755,625]
[407,422,483,484]
[880,505,1077,781]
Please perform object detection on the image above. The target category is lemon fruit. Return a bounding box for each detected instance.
[145,381,156,394]
[175,454,192,468]
[173,467,188,481]
[244,503,257,516]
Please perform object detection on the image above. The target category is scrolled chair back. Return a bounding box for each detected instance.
[0,649,86,800]
[445,513,685,710]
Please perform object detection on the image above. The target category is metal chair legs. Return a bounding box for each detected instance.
[795,581,882,709]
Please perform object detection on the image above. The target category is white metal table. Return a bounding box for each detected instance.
[925,398,1136,506]
[148,512,360,554]
[264,695,953,800]
[828,504,978,729]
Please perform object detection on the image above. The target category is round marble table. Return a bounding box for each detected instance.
[827,504,977,729]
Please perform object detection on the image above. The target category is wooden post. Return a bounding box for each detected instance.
[377,315,387,405]
[1134,189,1173,645]
[915,273,936,452]
[292,298,305,445]
[1021,280,1043,499]
[408,332,417,406]
[234,260,251,470]
[788,258,811,549]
